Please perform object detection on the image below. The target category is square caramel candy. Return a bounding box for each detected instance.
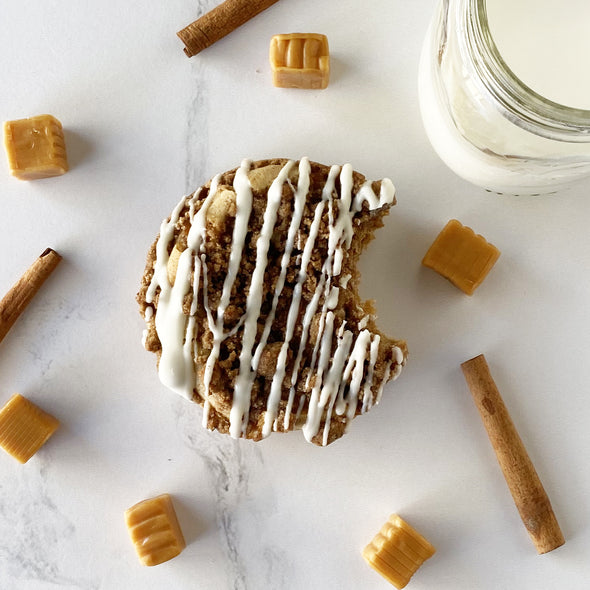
[363,514,436,589]
[4,114,68,180]
[125,493,186,566]
[0,393,60,463]
[270,33,330,89]
[422,219,500,295]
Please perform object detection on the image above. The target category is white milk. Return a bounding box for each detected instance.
[486,0,590,110]
[418,0,590,194]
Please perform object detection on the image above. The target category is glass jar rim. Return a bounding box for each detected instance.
[465,0,590,142]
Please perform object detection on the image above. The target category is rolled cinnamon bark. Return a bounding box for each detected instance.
[177,0,280,57]
[0,248,62,345]
[461,354,565,554]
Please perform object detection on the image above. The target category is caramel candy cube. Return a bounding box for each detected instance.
[422,219,500,295]
[4,114,68,180]
[125,494,186,566]
[363,514,436,589]
[0,393,60,463]
[270,33,330,89]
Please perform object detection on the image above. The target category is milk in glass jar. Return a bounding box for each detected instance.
[418,0,590,195]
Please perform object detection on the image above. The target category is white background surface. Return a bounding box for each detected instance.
[1,1,590,589]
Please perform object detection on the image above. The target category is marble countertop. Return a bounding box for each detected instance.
[1,1,590,588]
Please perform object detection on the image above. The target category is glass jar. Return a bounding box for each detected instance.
[418,0,590,195]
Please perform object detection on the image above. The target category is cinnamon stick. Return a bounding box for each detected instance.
[0,248,62,345]
[177,0,280,57]
[461,354,565,554]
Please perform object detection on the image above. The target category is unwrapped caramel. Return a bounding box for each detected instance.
[269,33,330,89]
[422,219,500,295]
[125,494,186,566]
[4,114,68,180]
[363,514,435,589]
[0,393,60,463]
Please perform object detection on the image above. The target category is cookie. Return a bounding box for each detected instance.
[138,158,407,445]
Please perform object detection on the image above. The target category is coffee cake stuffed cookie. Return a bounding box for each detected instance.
[138,158,407,446]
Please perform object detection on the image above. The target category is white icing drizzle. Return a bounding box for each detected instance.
[260,159,311,437]
[280,195,326,432]
[302,165,341,391]
[143,158,404,444]
[339,273,352,288]
[362,334,381,413]
[354,178,396,212]
[230,161,294,438]
[319,321,353,446]
[202,162,253,429]
[302,311,338,443]
[146,195,197,396]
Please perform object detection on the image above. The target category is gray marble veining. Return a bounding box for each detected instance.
[184,59,210,195]
[172,385,293,590]
[0,461,98,590]
[174,396,259,590]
